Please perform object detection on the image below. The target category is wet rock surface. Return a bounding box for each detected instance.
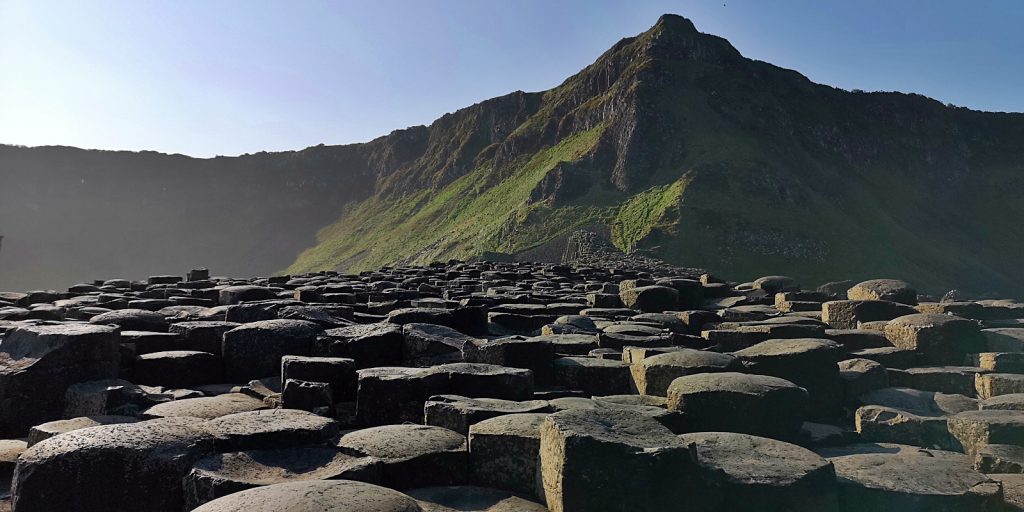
[1,263,1023,510]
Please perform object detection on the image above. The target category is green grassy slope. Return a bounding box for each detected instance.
[288,126,610,273]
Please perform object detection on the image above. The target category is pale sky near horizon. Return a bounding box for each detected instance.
[1,0,1022,158]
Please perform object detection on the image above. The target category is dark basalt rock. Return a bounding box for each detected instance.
[168,321,241,355]
[848,279,918,305]
[221,320,322,381]
[679,431,839,511]
[89,309,170,332]
[408,486,547,511]
[26,415,140,447]
[183,446,381,509]
[831,452,1002,510]
[1,257,1022,510]
[142,393,268,420]
[190,480,423,512]
[218,286,278,306]
[0,324,120,436]
[424,395,550,435]
[133,350,221,388]
[667,372,809,440]
[316,322,404,368]
[336,424,468,489]
[12,417,215,512]
[207,409,339,452]
[539,408,697,511]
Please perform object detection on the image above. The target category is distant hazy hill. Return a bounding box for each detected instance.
[4,14,1024,294]
[0,145,378,290]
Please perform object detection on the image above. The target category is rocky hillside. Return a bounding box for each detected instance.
[286,14,1024,295]
[4,14,1024,295]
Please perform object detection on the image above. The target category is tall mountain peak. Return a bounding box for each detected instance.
[653,13,698,34]
[282,15,1024,295]
[644,13,741,62]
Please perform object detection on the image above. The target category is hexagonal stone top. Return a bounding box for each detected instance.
[143,393,268,420]
[679,431,833,486]
[543,408,683,449]
[18,416,211,457]
[28,415,139,446]
[831,452,999,498]
[191,480,422,512]
[668,372,804,396]
[337,425,466,460]
[641,349,739,370]
[733,338,841,359]
[190,446,377,486]
[1,323,118,362]
[469,413,548,439]
[408,485,547,512]
[981,393,1024,411]
[206,409,339,450]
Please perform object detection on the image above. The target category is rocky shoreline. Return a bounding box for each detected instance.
[2,263,1024,511]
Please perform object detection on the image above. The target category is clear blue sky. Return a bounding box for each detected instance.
[1,0,1022,157]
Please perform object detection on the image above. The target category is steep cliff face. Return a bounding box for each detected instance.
[288,14,1024,295]
[629,40,1024,293]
